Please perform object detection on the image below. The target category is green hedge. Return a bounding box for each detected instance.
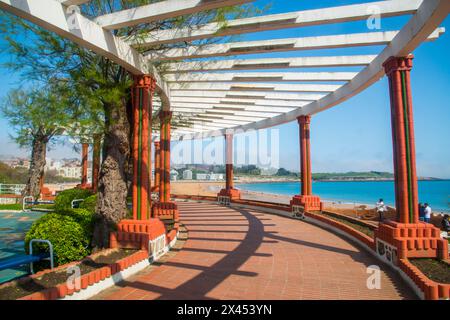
[58,208,96,238]
[25,213,90,266]
[54,188,93,212]
[79,194,97,213]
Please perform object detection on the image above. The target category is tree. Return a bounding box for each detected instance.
[1,86,75,198]
[0,1,258,249]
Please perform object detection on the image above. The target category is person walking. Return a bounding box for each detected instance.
[423,203,432,223]
[418,203,425,222]
[376,198,386,222]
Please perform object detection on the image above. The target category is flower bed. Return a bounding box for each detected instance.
[0,248,146,300]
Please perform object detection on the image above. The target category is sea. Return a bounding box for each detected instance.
[237,180,450,213]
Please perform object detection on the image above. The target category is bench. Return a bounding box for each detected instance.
[0,239,54,274]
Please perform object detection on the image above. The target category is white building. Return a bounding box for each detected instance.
[182,170,193,180]
[196,173,208,180]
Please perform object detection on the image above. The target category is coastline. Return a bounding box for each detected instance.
[171,180,450,214]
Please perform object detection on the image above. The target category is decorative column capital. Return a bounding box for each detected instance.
[133,74,156,90]
[159,110,172,121]
[383,55,414,76]
[297,115,311,125]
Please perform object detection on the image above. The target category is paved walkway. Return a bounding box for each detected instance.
[94,202,415,300]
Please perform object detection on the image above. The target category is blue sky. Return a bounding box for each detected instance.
[0,1,449,178]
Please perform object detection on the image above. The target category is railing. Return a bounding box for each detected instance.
[0,183,25,195]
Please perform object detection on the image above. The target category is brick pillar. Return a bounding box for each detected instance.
[92,134,101,193]
[152,141,161,193]
[374,56,448,266]
[81,143,89,187]
[131,75,156,220]
[152,111,179,221]
[384,55,419,224]
[218,132,240,200]
[290,115,321,212]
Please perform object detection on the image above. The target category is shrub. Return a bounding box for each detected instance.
[25,213,90,266]
[58,208,96,238]
[54,188,93,212]
[79,194,97,213]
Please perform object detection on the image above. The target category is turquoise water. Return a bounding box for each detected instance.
[237,180,450,212]
[0,211,44,284]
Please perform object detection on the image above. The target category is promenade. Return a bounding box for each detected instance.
[94,202,415,300]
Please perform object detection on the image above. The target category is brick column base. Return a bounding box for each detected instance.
[375,221,449,265]
[152,202,179,222]
[109,219,166,250]
[290,195,322,212]
[217,188,241,200]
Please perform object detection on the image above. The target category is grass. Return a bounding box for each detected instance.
[0,203,22,210]
[410,258,450,284]
[315,211,375,237]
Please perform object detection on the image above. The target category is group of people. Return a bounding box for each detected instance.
[375,199,450,236]
[418,203,432,223]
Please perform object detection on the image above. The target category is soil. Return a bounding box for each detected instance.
[410,258,450,284]
[0,248,137,300]
[314,211,375,237]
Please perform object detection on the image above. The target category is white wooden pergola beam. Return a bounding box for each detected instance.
[162,55,376,73]
[170,90,325,101]
[57,0,90,6]
[164,72,356,83]
[132,0,422,46]
[0,0,171,107]
[95,0,254,30]
[172,108,281,118]
[146,29,443,61]
[176,0,449,140]
[170,97,307,108]
[168,83,341,92]
[171,104,296,113]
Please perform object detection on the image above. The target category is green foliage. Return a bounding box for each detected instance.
[79,194,97,213]
[276,168,297,177]
[235,165,261,176]
[54,188,93,212]
[58,208,96,238]
[0,161,28,184]
[312,171,395,181]
[0,203,22,210]
[25,213,90,266]
[0,86,76,149]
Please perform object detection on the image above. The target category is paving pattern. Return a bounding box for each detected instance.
[94,202,416,300]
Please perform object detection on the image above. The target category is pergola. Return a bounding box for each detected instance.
[1,0,449,290]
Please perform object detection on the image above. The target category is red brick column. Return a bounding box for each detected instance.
[290,115,321,211]
[91,134,101,193]
[152,111,179,221]
[151,141,161,193]
[81,143,89,187]
[218,132,240,200]
[131,75,156,220]
[374,56,448,265]
[384,55,419,224]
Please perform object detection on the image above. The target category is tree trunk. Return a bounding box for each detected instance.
[23,137,47,200]
[92,99,130,249]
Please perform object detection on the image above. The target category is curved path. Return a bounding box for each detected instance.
[94,202,415,300]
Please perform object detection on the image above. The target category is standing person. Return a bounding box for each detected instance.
[423,203,432,223]
[376,198,386,222]
[418,203,425,222]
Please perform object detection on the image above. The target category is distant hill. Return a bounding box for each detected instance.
[312,171,439,181]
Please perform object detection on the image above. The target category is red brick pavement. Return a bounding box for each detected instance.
[94,202,416,300]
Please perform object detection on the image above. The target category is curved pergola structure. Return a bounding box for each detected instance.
[1,0,449,300]
[0,0,447,139]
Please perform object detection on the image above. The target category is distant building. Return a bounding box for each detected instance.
[195,173,224,181]
[183,170,193,180]
[196,173,208,180]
